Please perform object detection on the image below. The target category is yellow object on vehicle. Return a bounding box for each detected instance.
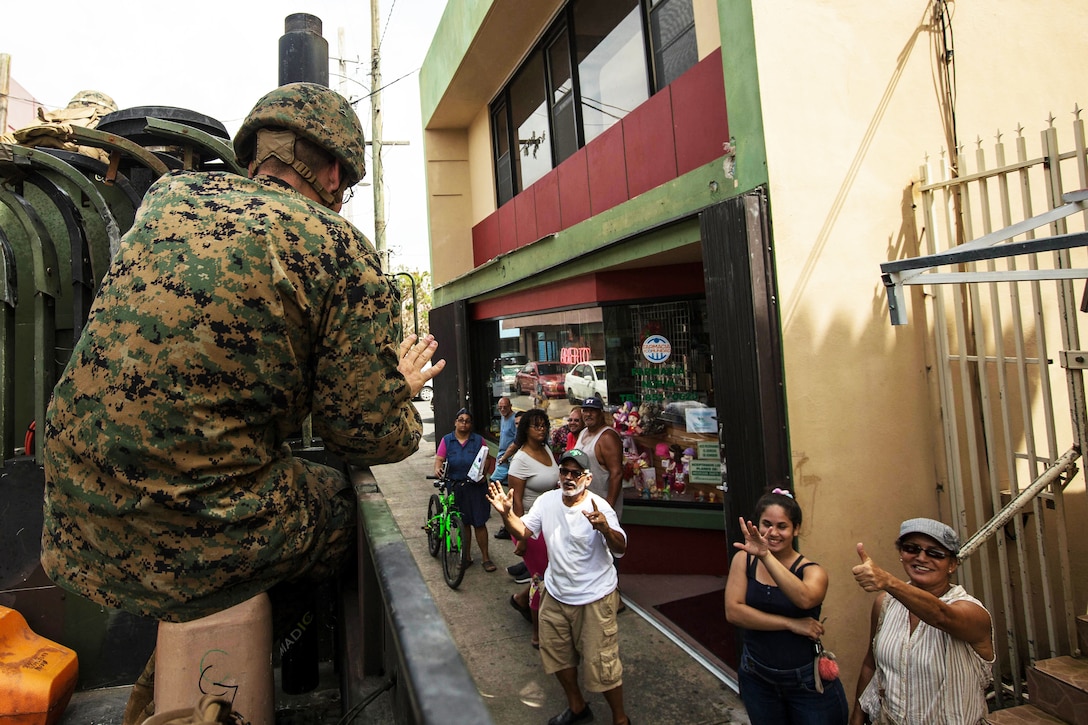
[0,606,78,725]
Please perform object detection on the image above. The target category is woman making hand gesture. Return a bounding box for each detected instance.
[850,518,993,724]
[725,488,848,724]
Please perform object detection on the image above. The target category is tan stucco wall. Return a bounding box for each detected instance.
[424,128,473,286]
[693,0,721,59]
[468,107,494,236]
[424,109,495,287]
[750,0,1088,696]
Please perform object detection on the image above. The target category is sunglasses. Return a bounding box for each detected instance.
[559,468,585,478]
[897,542,950,560]
[455,417,471,423]
[530,422,548,430]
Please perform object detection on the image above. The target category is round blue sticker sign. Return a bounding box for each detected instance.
[641,334,672,363]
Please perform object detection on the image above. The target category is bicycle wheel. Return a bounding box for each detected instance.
[426,494,442,557]
[442,510,471,589]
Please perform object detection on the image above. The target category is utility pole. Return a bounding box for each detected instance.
[370,0,387,271]
[0,54,11,136]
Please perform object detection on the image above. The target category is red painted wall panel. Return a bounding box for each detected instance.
[470,263,706,320]
[471,213,500,267]
[534,168,561,238]
[472,51,728,268]
[557,147,591,229]
[672,48,729,176]
[586,122,629,216]
[623,87,678,198]
[619,524,728,576]
[595,264,704,301]
[514,186,538,248]
[497,202,517,256]
[473,275,600,319]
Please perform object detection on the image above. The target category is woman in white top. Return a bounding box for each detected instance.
[851,518,994,724]
[507,407,559,648]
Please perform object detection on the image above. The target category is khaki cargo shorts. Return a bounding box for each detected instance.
[538,588,623,692]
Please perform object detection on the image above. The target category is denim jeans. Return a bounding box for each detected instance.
[739,647,849,725]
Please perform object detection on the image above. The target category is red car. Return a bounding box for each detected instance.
[515,361,567,398]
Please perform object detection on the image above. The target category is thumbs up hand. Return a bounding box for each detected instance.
[852,542,885,592]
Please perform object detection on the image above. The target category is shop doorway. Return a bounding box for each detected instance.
[620,189,789,681]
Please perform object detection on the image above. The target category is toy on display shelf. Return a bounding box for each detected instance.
[681,447,695,470]
[638,400,665,435]
[655,442,675,499]
[641,461,657,498]
[613,401,631,432]
[668,444,686,496]
[623,449,650,489]
[614,401,643,455]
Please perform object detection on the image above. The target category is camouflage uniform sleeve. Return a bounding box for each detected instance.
[310,238,422,466]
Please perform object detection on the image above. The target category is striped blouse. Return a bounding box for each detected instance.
[860,584,994,724]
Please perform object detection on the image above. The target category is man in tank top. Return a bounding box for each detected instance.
[575,396,625,519]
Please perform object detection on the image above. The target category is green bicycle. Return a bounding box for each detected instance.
[424,473,471,589]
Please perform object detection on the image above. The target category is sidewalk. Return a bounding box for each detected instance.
[371,403,750,725]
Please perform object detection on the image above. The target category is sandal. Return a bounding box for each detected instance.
[482,560,497,572]
[509,595,532,622]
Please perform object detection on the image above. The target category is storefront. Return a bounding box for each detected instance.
[428,193,789,674]
[481,299,722,507]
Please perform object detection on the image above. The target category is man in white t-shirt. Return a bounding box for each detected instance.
[487,449,629,725]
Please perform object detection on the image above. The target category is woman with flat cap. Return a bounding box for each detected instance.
[851,518,994,724]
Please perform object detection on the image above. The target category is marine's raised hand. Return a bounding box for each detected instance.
[398,333,445,396]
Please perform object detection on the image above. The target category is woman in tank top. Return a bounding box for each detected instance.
[506,408,559,648]
[725,488,848,724]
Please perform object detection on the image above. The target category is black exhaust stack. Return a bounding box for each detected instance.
[279,13,329,87]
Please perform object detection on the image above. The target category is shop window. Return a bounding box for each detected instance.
[602,300,719,509]
[479,300,717,510]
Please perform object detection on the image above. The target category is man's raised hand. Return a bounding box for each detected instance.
[584,498,609,532]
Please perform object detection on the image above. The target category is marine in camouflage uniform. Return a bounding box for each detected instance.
[40,84,430,622]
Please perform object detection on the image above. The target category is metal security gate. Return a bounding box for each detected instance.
[881,109,1088,705]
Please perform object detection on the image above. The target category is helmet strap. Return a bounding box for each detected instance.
[254,129,337,207]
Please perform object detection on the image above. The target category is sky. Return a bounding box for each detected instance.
[1,0,448,272]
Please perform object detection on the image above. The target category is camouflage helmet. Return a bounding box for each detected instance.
[69,90,118,112]
[234,82,367,187]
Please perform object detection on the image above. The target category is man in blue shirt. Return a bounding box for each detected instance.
[491,397,518,540]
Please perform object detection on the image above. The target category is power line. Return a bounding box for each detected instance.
[378,0,399,52]
[348,68,418,108]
